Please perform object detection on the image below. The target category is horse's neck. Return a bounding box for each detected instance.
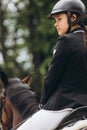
[12,107,24,129]
[8,98,24,129]
[1,97,13,130]
[13,109,23,127]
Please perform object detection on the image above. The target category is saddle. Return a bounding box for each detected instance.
[56,106,87,130]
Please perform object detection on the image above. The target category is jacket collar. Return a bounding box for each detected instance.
[71,27,85,33]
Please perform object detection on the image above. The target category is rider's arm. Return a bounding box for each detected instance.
[41,37,71,105]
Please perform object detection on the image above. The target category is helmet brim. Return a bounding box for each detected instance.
[47,14,53,19]
[47,10,67,19]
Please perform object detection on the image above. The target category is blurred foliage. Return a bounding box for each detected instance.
[0,0,87,98]
[0,0,57,97]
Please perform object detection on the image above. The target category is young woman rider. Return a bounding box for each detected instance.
[17,0,87,129]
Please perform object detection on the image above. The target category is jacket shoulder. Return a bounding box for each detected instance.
[58,33,76,41]
[58,32,83,49]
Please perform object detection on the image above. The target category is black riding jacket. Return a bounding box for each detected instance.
[41,27,87,110]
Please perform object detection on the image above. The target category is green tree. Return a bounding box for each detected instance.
[0,0,57,97]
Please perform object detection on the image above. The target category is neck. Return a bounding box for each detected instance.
[70,25,81,32]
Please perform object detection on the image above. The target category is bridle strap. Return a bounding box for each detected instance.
[0,89,11,130]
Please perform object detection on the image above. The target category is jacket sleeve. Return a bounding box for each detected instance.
[41,37,71,105]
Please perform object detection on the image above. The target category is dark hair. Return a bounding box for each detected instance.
[83,26,87,46]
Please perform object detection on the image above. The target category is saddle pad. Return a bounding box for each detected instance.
[17,108,73,130]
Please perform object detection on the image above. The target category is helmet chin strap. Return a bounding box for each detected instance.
[66,12,72,33]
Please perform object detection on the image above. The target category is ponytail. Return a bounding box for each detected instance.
[81,25,87,46]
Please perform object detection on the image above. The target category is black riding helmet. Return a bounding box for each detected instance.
[48,0,87,26]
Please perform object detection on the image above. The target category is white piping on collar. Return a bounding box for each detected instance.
[73,30,85,33]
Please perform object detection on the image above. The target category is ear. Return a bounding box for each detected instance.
[71,14,77,22]
[0,71,8,87]
[22,73,33,86]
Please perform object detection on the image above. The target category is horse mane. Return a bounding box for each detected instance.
[6,78,39,119]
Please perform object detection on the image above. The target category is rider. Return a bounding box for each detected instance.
[40,0,87,110]
[17,0,87,129]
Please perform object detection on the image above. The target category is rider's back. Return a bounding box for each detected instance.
[43,28,87,110]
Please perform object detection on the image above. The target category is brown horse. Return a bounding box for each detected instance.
[0,72,39,130]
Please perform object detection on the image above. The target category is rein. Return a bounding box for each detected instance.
[0,88,6,120]
[10,116,30,130]
[0,88,11,130]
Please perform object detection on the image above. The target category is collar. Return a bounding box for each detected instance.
[71,27,85,34]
